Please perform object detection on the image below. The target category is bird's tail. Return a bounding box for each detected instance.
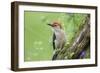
[52,49,61,60]
[52,53,58,60]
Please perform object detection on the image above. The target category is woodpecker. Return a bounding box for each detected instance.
[47,21,66,60]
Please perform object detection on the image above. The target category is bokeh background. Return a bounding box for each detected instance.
[24,11,90,61]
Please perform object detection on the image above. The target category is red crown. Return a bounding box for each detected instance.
[52,21,62,28]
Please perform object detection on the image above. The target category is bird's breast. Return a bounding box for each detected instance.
[54,30,66,42]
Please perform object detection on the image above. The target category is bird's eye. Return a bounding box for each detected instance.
[54,25,57,26]
[53,24,58,27]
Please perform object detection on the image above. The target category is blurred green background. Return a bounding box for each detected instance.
[24,11,89,62]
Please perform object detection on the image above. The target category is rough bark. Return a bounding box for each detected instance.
[53,15,90,60]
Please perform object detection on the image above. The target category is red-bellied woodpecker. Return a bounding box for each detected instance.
[47,21,66,60]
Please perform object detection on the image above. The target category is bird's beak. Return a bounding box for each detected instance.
[47,24,52,27]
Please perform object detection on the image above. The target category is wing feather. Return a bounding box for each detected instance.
[53,33,56,50]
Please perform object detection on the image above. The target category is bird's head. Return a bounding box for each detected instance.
[47,21,62,29]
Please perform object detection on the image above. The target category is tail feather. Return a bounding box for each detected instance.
[52,53,58,60]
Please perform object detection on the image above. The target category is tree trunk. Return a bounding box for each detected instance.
[53,15,90,60]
